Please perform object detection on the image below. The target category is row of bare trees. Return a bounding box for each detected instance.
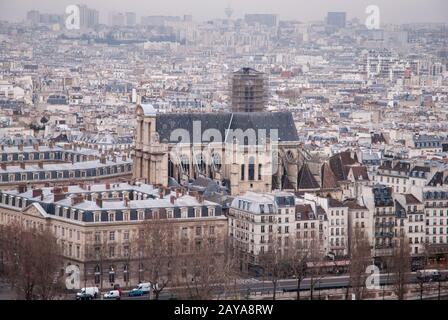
[256,227,419,300]
[83,218,239,300]
[0,222,63,300]
[0,218,420,300]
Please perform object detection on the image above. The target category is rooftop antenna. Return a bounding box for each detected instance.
[225,5,233,19]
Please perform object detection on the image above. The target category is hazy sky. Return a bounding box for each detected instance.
[0,0,447,24]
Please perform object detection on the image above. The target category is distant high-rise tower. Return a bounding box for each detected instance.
[231,68,268,112]
[225,5,233,19]
[78,4,99,28]
[244,14,277,27]
[326,12,346,28]
[125,12,137,26]
[26,10,40,25]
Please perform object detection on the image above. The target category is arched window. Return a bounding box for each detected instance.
[180,154,190,174]
[109,265,115,284]
[212,153,221,171]
[123,264,129,283]
[94,265,101,284]
[248,157,255,181]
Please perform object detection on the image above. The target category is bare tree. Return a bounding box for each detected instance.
[285,236,315,300]
[307,239,326,300]
[386,234,411,300]
[258,235,289,300]
[139,216,179,300]
[177,237,228,300]
[348,227,372,300]
[84,229,110,291]
[0,221,63,300]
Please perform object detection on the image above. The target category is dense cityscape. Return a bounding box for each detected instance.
[0,1,448,304]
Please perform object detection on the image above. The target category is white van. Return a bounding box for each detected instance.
[104,290,121,300]
[76,287,99,299]
[137,282,152,294]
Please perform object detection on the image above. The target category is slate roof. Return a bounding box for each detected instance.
[155,112,299,144]
[329,151,358,181]
[349,166,370,181]
[297,162,320,190]
[404,194,422,204]
[321,162,339,189]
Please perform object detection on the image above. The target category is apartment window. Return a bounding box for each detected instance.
[109,246,115,258]
[123,246,129,257]
[209,226,215,235]
[109,231,115,241]
[94,213,100,222]
[95,232,101,242]
[195,208,201,218]
[76,246,80,259]
[124,231,129,241]
[196,227,201,236]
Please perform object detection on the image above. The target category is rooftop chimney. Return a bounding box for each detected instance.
[122,155,127,161]
[32,189,43,198]
[19,162,25,170]
[96,197,103,208]
[38,161,43,169]
[18,184,27,193]
[33,143,39,151]
[170,195,175,204]
[54,192,66,202]
[71,194,84,206]
[1,163,6,170]
[18,144,23,151]
[124,196,130,207]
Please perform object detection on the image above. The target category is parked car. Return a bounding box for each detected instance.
[104,290,121,300]
[76,292,94,300]
[137,282,152,294]
[76,287,98,300]
[416,269,441,281]
[128,288,144,297]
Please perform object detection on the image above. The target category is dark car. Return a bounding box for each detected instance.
[128,288,144,297]
[76,292,94,300]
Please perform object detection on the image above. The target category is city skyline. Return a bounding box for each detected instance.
[0,0,447,24]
